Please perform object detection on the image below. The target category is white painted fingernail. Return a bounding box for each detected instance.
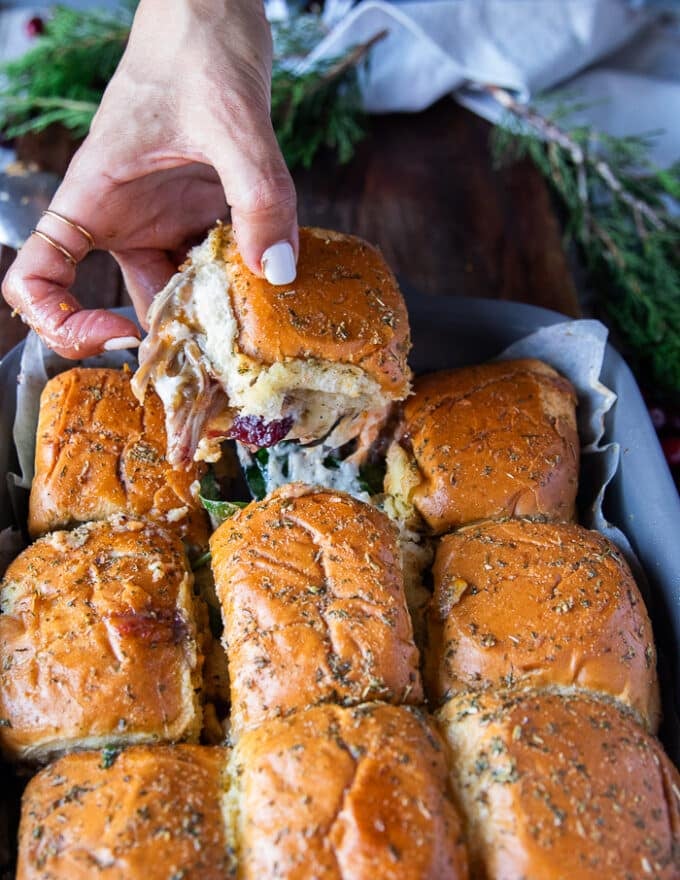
[103,336,141,351]
[261,241,296,285]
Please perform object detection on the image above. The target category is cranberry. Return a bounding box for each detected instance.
[661,436,680,468]
[25,16,45,38]
[226,414,293,447]
[109,610,184,643]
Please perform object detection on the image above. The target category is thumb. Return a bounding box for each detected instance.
[207,113,299,285]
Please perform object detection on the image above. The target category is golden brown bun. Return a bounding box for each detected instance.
[234,702,469,879]
[438,689,680,880]
[28,367,209,549]
[17,745,233,879]
[425,518,660,730]
[387,359,579,533]
[0,518,202,763]
[220,225,411,396]
[210,485,423,737]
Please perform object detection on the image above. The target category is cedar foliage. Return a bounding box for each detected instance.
[0,4,370,168]
[493,95,680,392]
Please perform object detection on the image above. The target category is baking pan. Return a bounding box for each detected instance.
[0,294,678,765]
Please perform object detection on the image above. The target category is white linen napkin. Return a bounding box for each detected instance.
[306,0,680,167]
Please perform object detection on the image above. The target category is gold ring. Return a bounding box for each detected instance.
[31,229,78,265]
[41,209,95,251]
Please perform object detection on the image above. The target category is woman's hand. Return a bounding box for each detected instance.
[2,0,298,358]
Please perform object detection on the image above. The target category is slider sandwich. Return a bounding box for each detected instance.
[425,518,660,730]
[210,485,423,737]
[17,745,233,879]
[233,703,469,880]
[439,690,680,880]
[28,367,208,552]
[0,517,203,764]
[385,359,579,534]
[133,225,412,479]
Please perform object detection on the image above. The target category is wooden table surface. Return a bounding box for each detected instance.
[0,99,580,359]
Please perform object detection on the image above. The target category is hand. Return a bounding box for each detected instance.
[2,0,298,358]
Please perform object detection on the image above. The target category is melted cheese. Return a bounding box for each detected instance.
[236,441,371,503]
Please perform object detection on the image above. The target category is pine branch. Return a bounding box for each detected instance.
[489,86,680,393]
[0,3,376,170]
[0,5,131,137]
[273,29,386,168]
[303,29,387,97]
[486,85,667,233]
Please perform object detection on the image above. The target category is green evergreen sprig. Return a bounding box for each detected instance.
[0,3,375,169]
[0,5,134,137]
[490,85,680,392]
[272,29,385,168]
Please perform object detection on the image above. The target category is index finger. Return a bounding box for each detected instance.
[2,226,141,359]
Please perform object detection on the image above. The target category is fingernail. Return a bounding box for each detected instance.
[261,241,296,285]
[103,336,141,351]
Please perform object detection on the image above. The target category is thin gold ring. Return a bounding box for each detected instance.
[31,229,78,265]
[41,209,95,251]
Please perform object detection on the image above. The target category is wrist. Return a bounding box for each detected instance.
[135,0,266,20]
[127,0,269,63]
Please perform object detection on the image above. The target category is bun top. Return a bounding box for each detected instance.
[17,745,232,879]
[394,359,579,532]
[234,702,469,880]
[210,485,423,735]
[28,367,208,549]
[425,518,660,729]
[0,517,200,762]
[217,225,411,396]
[439,689,680,880]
